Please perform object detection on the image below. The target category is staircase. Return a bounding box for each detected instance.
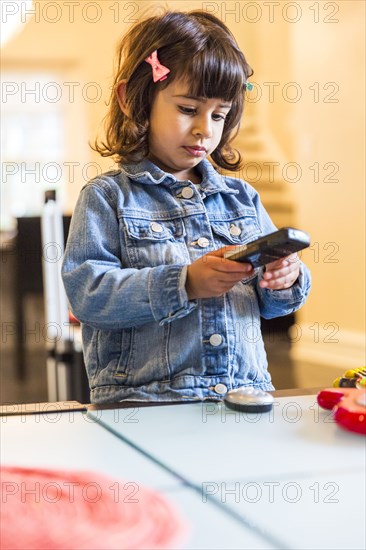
[225,111,296,229]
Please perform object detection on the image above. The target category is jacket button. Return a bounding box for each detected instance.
[209,333,223,346]
[214,383,228,395]
[181,187,194,199]
[197,237,209,248]
[229,224,241,236]
[150,222,163,233]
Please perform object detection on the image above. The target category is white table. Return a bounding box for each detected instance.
[2,391,365,549]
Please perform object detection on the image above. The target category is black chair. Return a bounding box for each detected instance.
[14,216,71,379]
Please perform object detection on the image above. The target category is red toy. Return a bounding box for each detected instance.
[317,388,366,435]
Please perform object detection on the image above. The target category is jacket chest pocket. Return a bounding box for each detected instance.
[210,211,261,247]
[121,217,190,268]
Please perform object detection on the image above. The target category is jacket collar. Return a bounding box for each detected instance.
[120,158,238,196]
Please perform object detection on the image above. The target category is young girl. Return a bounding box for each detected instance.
[62,10,311,404]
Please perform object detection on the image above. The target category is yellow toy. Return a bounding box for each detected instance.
[333,367,366,388]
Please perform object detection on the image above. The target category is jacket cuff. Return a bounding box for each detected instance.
[260,263,309,302]
[256,262,311,319]
[148,265,197,325]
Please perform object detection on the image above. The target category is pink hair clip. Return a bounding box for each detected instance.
[145,50,170,83]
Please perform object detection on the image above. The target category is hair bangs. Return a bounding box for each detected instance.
[177,46,248,103]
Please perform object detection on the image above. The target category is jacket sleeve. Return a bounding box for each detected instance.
[61,183,196,330]
[247,183,312,319]
[256,264,312,319]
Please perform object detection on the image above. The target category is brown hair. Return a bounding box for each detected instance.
[93,10,253,171]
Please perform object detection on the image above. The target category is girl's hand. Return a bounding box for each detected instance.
[259,253,300,290]
[186,246,254,300]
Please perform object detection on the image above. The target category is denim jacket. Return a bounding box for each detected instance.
[62,158,311,404]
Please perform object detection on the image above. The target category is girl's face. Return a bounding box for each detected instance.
[148,79,232,183]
